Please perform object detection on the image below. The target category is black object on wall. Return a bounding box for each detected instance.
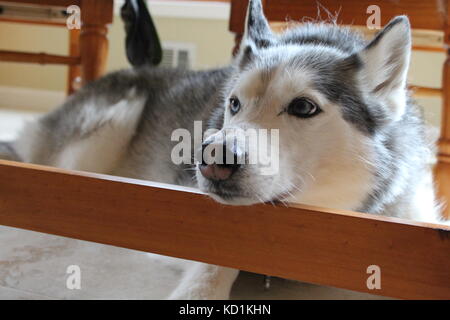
[121,0,162,67]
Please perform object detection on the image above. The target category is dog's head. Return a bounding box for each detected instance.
[196,0,411,210]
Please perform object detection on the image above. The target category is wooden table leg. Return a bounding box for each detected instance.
[434,162,450,219]
[79,0,113,86]
[439,50,450,165]
[436,27,450,219]
[232,33,243,56]
[67,29,81,95]
[79,24,108,84]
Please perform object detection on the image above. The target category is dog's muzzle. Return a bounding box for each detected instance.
[198,140,241,181]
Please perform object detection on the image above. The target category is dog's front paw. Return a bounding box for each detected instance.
[168,263,238,300]
[167,286,230,300]
[168,290,230,300]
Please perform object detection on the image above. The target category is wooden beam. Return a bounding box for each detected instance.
[0,50,80,65]
[409,86,443,98]
[0,16,66,26]
[412,45,445,53]
[0,160,449,299]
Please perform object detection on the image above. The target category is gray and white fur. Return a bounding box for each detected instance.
[0,0,447,299]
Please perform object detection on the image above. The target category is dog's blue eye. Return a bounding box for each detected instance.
[286,97,321,118]
[229,97,241,115]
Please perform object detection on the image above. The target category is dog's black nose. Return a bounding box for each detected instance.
[199,141,240,181]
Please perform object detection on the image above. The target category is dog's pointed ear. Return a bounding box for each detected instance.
[243,0,273,46]
[238,0,274,67]
[358,16,411,121]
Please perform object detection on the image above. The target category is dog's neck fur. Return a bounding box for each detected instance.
[291,129,375,212]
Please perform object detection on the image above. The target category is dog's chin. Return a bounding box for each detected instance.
[205,186,299,206]
[207,192,259,206]
[197,173,295,206]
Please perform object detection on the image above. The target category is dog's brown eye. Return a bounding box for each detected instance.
[286,97,321,118]
[229,97,241,115]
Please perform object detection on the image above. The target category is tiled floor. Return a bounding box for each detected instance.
[0,226,183,299]
[0,108,388,300]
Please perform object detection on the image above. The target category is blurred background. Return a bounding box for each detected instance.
[0,0,444,130]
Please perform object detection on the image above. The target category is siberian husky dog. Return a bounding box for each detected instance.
[0,0,447,299]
